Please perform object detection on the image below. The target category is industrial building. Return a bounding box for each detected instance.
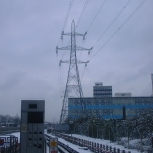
[68,79,153,120]
[68,96,153,119]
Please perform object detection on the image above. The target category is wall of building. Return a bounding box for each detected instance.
[114,93,131,97]
[68,97,153,119]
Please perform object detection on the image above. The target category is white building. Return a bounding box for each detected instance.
[93,82,112,97]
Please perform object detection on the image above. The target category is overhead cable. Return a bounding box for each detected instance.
[80,0,130,80]
[89,0,147,62]
[92,0,131,48]
[56,0,74,98]
[86,0,107,33]
[57,0,74,46]
[62,0,74,32]
[76,0,90,28]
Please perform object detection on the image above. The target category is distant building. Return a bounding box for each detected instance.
[68,96,153,120]
[115,93,131,97]
[93,82,112,97]
[68,78,153,120]
[46,124,69,134]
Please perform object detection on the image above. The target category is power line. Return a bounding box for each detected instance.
[57,0,74,46]
[81,0,131,65]
[119,0,146,30]
[60,0,89,62]
[57,0,74,72]
[89,0,147,62]
[80,0,107,79]
[79,0,131,81]
[62,0,74,32]
[92,0,131,48]
[56,0,74,99]
[59,0,90,62]
[76,0,90,28]
[73,0,82,21]
[86,0,107,33]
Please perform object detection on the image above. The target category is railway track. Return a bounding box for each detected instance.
[45,134,79,153]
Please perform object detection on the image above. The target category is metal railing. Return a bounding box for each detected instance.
[55,132,132,153]
[0,135,19,153]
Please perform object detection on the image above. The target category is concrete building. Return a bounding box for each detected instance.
[68,96,153,120]
[115,93,131,97]
[93,82,112,97]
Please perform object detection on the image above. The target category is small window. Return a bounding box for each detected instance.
[28,112,43,123]
[29,104,37,109]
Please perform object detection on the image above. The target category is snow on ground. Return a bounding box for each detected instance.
[10,132,20,143]
[67,134,140,153]
[59,136,93,153]
[4,132,150,153]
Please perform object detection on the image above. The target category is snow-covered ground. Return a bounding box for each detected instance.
[65,134,140,153]
[1,132,151,153]
[69,134,153,152]
[50,133,152,153]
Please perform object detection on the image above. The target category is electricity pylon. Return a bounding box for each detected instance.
[56,20,92,124]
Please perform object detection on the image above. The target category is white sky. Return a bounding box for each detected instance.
[0,0,153,122]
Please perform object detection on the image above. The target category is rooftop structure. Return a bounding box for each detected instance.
[115,93,131,97]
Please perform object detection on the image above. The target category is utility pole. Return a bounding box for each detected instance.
[56,20,92,124]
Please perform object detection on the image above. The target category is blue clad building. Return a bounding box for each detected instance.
[68,97,153,119]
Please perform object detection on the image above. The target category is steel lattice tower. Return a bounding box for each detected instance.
[56,20,92,123]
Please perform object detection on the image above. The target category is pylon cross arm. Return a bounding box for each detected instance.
[59,60,69,66]
[76,46,91,51]
[62,32,71,36]
[57,46,71,50]
[59,59,89,66]
[77,60,89,64]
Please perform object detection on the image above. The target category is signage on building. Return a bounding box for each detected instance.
[21,124,27,132]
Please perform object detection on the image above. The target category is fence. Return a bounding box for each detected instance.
[56,133,131,153]
[0,135,19,153]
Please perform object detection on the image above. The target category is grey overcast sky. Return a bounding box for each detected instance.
[0,0,153,122]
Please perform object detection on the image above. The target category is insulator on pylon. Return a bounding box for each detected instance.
[59,60,62,66]
[83,36,85,41]
[83,32,87,40]
[88,47,93,54]
[56,46,58,54]
[61,31,64,40]
[85,61,89,67]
